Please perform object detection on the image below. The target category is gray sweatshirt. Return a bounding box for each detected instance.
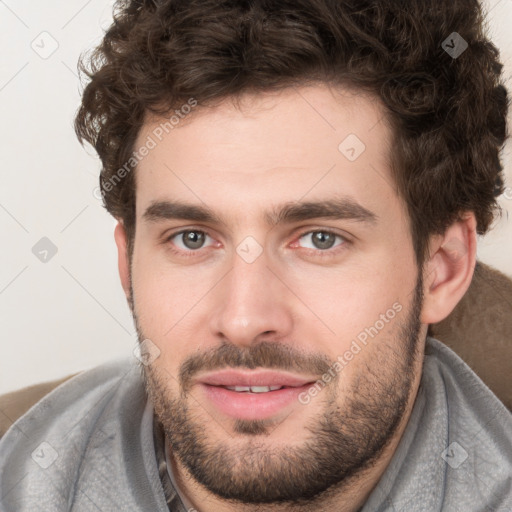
[0,336,511,511]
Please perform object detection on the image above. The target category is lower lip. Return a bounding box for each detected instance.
[200,384,312,421]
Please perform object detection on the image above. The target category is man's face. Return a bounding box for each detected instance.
[127,85,428,504]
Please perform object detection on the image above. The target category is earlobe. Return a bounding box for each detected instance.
[114,221,132,302]
[420,213,477,324]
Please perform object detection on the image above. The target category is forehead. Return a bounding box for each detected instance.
[133,84,398,222]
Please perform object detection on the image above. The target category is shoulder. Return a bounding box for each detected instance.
[0,359,141,466]
[0,358,141,442]
[0,374,78,439]
[364,337,512,511]
[0,358,139,429]
[424,336,512,419]
[0,358,150,510]
[422,337,512,509]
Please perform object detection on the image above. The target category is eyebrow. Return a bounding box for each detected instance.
[142,197,378,227]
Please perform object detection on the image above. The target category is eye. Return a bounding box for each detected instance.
[295,230,347,253]
[166,230,215,252]
[164,228,348,259]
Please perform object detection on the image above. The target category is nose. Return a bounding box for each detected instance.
[208,248,295,348]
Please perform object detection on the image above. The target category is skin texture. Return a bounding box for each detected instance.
[114,84,477,512]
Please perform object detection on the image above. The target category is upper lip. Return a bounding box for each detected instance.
[197,369,317,388]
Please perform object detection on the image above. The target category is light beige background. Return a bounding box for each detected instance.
[0,0,511,394]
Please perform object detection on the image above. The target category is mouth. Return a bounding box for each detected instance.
[196,369,318,421]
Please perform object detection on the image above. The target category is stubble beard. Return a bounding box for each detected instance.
[136,274,424,506]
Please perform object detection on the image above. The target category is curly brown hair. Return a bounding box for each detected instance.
[75,0,509,267]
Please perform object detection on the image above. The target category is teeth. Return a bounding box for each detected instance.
[251,386,272,393]
[225,385,284,393]
[227,386,251,392]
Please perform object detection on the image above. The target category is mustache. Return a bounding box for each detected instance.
[179,341,333,392]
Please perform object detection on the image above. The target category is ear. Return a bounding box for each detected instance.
[114,221,132,303]
[420,212,477,324]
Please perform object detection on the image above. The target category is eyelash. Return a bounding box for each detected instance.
[163,228,349,260]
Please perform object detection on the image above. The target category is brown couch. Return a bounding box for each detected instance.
[0,260,511,439]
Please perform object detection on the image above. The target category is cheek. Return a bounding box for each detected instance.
[132,247,193,323]
[131,251,218,365]
[286,249,416,353]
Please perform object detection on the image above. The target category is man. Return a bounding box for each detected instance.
[1,0,511,510]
